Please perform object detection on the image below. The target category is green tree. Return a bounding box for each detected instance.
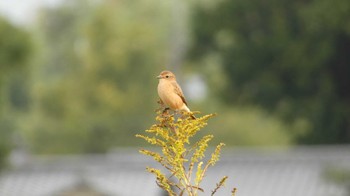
[190,0,350,144]
[23,0,173,153]
[0,17,32,170]
[0,18,31,78]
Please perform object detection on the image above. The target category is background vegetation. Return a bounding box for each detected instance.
[190,0,350,144]
[0,0,349,170]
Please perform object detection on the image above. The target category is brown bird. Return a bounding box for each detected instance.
[157,70,195,119]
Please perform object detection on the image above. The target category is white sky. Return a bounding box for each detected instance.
[0,0,62,26]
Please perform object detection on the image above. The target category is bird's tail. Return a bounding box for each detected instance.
[181,105,196,119]
[190,114,196,120]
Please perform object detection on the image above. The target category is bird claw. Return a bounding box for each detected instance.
[161,108,170,116]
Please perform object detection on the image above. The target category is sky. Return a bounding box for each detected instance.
[0,0,62,26]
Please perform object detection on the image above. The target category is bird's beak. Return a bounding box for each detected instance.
[157,75,162,79]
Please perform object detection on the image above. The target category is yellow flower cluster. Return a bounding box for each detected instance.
[136,111,236,196]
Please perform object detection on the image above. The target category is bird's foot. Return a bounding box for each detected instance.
[162,107,170,116]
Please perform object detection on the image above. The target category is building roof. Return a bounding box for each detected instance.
[0,145,349,196]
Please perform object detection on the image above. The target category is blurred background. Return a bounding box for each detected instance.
[0,0,349,195]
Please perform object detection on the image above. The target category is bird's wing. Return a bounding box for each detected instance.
[171,81,188,105]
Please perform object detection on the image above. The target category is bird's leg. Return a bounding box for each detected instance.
[156,99,165,112]
[162,107,170,116]
[174,110,184,120]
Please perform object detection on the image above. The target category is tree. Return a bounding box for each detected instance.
[0,17,32,169]
[23,0,174,153]
[190,0,350,144]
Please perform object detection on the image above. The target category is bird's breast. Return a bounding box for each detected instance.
[157,81,183,110]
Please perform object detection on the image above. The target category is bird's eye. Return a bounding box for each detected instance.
[166,75,169,78]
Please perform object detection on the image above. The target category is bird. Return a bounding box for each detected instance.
[157,70,195,119]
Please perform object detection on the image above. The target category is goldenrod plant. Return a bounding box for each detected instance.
[136,110,236,196]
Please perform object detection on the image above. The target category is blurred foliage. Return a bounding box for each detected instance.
[20,0,172,154]
[190,0,350,144]
[5,0,350,156]
[2,0,297,157]
[0,17,33,169]
[0,18,32,78]
[0,117,12,170]
[205,105,296,146]
[324,167,350,194]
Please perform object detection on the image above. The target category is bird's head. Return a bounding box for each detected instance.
[157,70,176,81]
